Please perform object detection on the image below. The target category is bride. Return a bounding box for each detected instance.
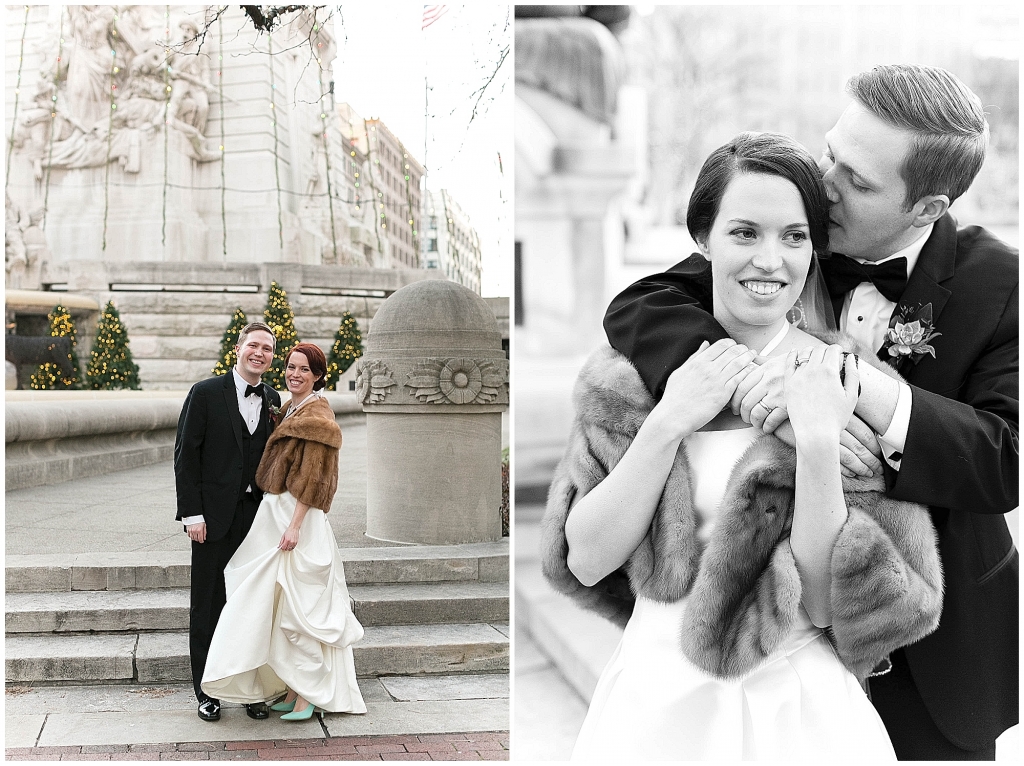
[202,342,366,720]
[542,132,943,760]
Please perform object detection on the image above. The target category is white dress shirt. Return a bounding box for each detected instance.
[182,369,263,528]
[838,223,932,466]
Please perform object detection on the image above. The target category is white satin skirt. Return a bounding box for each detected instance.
[572,596,895,761]
[201,491,366,713]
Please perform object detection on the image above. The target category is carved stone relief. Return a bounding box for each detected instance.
[354,359,397,404]
[405,357,509,405]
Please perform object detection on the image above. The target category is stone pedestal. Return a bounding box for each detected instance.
[358,280,509,545]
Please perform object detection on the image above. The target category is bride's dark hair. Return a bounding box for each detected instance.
[686,132,830,256]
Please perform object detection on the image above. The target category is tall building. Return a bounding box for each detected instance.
[425,189,483,294]
[336,103,424,269]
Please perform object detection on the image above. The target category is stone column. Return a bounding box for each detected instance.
[357,280,509,544]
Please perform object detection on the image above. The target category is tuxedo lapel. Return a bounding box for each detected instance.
[222,372,244,453]
[880,216,956,377]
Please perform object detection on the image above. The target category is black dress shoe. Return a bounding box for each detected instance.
[246,702,269,720]
[197,698,221,721]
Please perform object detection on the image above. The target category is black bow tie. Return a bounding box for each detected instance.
[821,254,908,304]
[244,383,264,398]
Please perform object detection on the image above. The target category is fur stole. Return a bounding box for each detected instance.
[255,396,341,512]
[540,335,944,681]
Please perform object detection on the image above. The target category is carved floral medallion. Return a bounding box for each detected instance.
[405,357,507,405]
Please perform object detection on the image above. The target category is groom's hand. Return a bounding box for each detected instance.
[732,355,789,425]
[772,417,883,478]
[186,522,207,543]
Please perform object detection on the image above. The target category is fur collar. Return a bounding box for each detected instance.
[541,335,943,680]
[269,396,341,449]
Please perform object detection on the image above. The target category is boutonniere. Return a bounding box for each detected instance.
[882,302,941,363]
[268,404,283,424]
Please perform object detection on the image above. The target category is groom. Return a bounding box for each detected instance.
[603,64,1017,760]
[174,321,281,722]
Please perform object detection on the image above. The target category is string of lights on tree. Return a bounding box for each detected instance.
[262,281,300,391]
[212,307,248,376]
[85,301,141,390]
[325,310,363,390]
[29,304,81,390]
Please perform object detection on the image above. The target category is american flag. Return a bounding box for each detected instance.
[422,5,448,30]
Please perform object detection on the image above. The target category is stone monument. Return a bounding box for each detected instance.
[4,5,443,388]
[357,280,509,544]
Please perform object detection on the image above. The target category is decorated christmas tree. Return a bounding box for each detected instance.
[325,311,364,390]
[212,307,248,376]
[29,304,81,390]
[85,301,141,390]
[262,281,300,390]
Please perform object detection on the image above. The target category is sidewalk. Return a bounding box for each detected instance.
[5,422,509,760]
[5,422,387,556]
[4,732,509,761]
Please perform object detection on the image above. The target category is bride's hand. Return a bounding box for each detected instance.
[784,345,859,443]
[279,526,300,551]
[655,338,757,437]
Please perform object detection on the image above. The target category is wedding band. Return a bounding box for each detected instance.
[758,399,775,414]
[794,357,810,369]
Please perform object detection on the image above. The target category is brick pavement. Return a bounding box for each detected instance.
[4,732,510,761]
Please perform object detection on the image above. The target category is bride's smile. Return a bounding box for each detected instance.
[701,172,813,346]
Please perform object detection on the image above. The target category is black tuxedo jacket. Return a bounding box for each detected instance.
[603,214,1018,750]
[173,372,281,542]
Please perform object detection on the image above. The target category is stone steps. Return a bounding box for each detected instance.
[6,543,508,592]
[6,542,510,685]
[5,581,508,633]
[6,623,510,684]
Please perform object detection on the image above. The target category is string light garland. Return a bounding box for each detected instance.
[6,6,30,191]
[101,14,119,252]
[161,6,170,248]
[29,304,81,390]
[363,118,385,257]
[314,28,339,265]
[218,13,227,258]
[268,34,284,253]
[41,8,65,228]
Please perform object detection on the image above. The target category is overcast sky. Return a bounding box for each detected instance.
[332,4,512,297]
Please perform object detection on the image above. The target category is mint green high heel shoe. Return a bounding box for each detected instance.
[270,697,296,712]
[280,700,320,721]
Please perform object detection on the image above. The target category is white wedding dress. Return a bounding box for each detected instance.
[571,427,896,761]
[201,490,366,713]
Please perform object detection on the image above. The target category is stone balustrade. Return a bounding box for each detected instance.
[5,391,363,491]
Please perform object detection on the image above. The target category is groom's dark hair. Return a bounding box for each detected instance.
[686,131,830,256]
[847,64,988,209]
